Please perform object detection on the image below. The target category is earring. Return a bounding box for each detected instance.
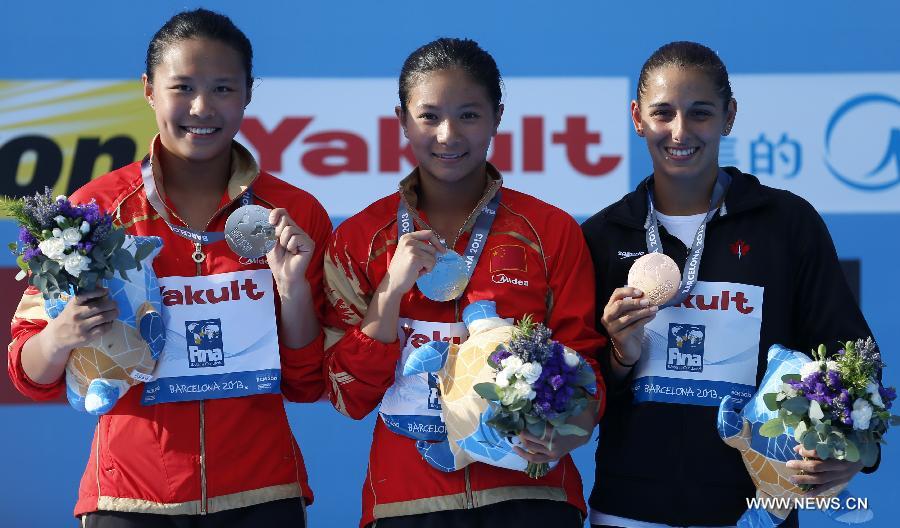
[636,128,645,137]
[723,125,732,136]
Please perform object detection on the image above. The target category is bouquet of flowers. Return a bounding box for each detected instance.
[473,316,598,478]
[760,338,899,475]
[3,187,165,415]
[3,187,154,299]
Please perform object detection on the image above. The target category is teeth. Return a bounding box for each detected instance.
[186,127,216,135]
[667,147,697,157]
[434,153,464,159]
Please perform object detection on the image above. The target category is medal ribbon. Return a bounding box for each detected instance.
[397,189,501,297]
[140,155,253,261]
[644,169,731,307]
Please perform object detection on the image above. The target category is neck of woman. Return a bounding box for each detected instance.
[158,148,231,197]
[417,165,490,241]
[652,167,720,216]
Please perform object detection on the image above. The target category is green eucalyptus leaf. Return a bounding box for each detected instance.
[554,423,589,436]
[15,255,28,272]
[781,374,801,383]
[782,396,810,415]
[844,440,860,463]
[764,392,780,411]
[473,383,501,402]
[782,413,802,428]
[816,442,834,460]
[759,418,785,438]
[802,430,818,451]
[860,442,879,467]
[526,421,545,438]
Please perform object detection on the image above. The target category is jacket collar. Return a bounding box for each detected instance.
[145,135,260,223]
[605,167,770,229]
[397,163,503,236]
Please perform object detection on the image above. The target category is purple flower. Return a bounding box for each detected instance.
[881,386,897,410]
[23,247,42,261]
[17,226,37,247]
[490,348,512,366]
[550,374,564,390]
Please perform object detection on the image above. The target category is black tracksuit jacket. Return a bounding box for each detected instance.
[581,167,873,526]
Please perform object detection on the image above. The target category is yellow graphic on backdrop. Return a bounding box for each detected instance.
[0,80,156,199]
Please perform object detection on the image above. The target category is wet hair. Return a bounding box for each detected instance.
[398,37,503,114]
[145,8,254,92]
[637,41,733,110]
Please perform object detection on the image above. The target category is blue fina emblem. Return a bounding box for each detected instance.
[185,318,225,368]
[666,323,706,372]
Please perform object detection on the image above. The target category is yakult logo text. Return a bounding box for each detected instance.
[401,325,463,350]
[240,115,621,177]
[161,279,265,307]
[673,290,755,314]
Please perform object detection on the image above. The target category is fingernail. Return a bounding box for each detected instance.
[633,289,642,296]
[649,306,658,312]
[639,299,649,306]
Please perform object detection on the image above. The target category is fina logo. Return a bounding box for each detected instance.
[825,94,900,191]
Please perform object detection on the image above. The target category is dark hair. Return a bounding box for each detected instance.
[145,8,254,92]
[398,38,503,114]
[637,41,733,110]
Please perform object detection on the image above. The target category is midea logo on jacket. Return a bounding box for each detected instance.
[492,273,529,287]
[161,279,266,306]
[825,93,900,191]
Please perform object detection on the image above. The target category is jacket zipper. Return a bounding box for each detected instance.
[196,241,207,514]
[465,465,473,508]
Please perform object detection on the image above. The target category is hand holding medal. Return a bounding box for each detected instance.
[388,230,447,297]
[225,205,315,295]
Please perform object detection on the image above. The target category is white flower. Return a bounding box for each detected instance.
[79,221,91,234]
[500,355,523,372]
[809,400,825,422]
[513,380,536,401]
[52,228,62,238]
[563,350,581,368]
[495,369,511,388]
[55,195,67,202]
[63,252,91,277]
[54,215,66,226]
[800,361,826,379]
[851,398,874,430]
[517,362,543,384]
[825,360,839,372]
[38,237,67,260]
[867,381,885,409]
[500,386,519,406]
[781,382,798,398]
[61,227,82,247]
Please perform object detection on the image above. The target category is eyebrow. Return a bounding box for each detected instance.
[168,75,240,83]
[648,101,717,108]
[415,102,485,110]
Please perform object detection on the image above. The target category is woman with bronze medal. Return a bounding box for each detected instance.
[322,38,606,527]
[9,9,330,527]
[582,42,875,528]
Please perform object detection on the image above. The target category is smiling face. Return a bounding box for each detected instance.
[632,65,736,185]
[398,68,502,187]
[143,38,249,164]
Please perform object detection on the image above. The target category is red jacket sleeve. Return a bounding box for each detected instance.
[543,213,608,420]
[322,225,401,419]
[7,286,65,401]
[277,195,333,403]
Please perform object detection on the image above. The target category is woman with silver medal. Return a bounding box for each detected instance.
[322,38,606,528]
[9,9,330,527]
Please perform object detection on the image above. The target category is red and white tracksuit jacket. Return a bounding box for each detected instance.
[7,138,331,517]
[323,164,607,527]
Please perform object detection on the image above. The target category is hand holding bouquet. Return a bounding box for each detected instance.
[4,188,165,414]
[760,338,899,476]
[474,315,599,478]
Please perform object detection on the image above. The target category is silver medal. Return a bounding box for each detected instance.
[224,204,277,259]
[416,250,469,302]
